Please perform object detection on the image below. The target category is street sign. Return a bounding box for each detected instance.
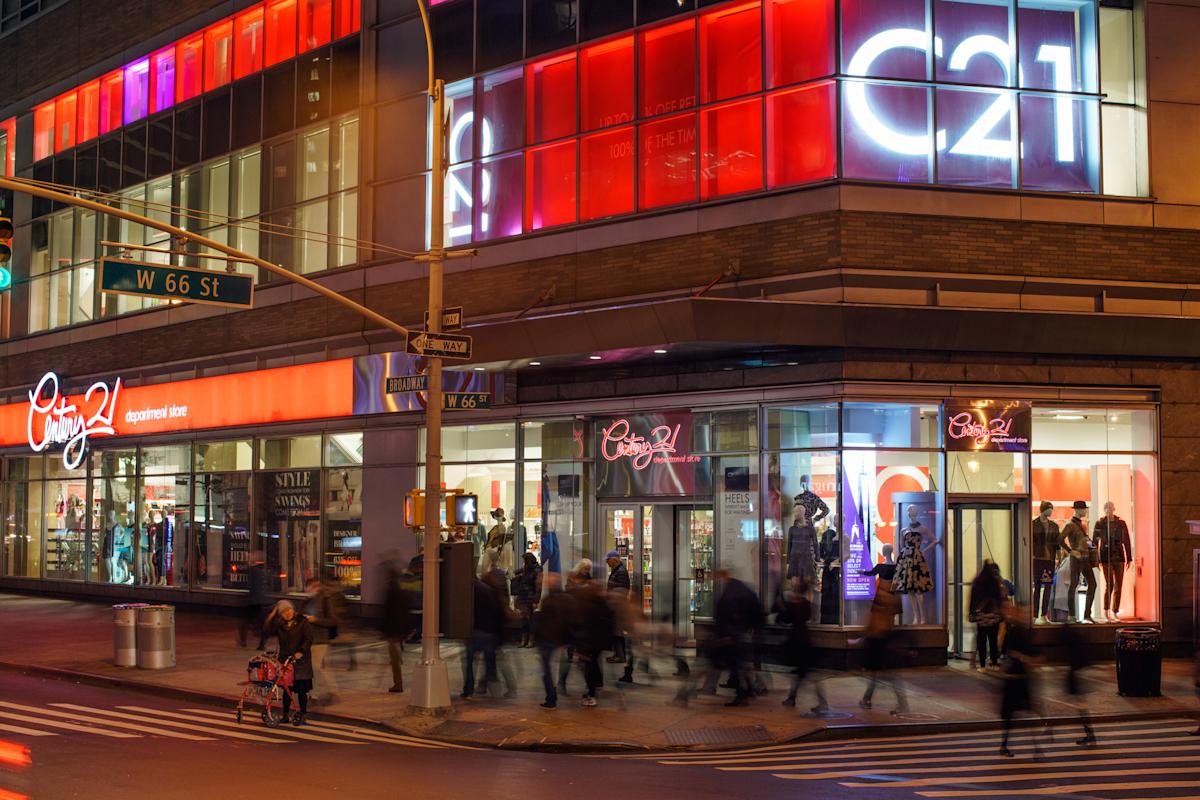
[443,392,491,411]
[386,374,428,393]
[406,330,473,360]
[99,258,253,309]
[424,306,464,331]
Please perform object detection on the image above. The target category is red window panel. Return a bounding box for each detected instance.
[54,92,78,152]
[766,82,836,187]
[33,103,54,161]
[150,47,176,113]
[580,126,634,221]
[700,97,763,200]
[234,5,266,80]
[525,140,577,231]
[479,66,524,155]
[638,19,696,119]
[0,117,15,176]
[526,53,577,144]
[99,71,125,135]
[334,0,360,37]
[77,81,100,144]
[205,20,234,90]
[299,0,333,52]
[767,0,834,88]
[699,1,762,104]
[580,35,634,132]
[476,152,524,241]
[177,34,204,102]
[638,112,697,210]
[266,0,299,65]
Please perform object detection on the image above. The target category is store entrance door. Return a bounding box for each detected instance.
[949,503,1018,660]
[601,503,714,644]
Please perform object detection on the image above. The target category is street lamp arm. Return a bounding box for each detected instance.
[0,175,409,339]
[416,0,436,98]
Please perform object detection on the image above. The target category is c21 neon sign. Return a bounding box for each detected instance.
[27,372,122,470]
[600,419,700,471]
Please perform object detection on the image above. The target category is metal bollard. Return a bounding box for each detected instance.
[136,605,176,669]
[113,604,147,667]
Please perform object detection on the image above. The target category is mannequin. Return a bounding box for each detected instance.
[482,508,511,576]
[1092,501,1132,622]
[106,510,124,584]
[792,475,829,527]
[892,506,937,625]
[861,542,897,581]
[1062,500,1096,623]
[1031,501,1060,624]
[819,524,841,625]
[786,506,818,607]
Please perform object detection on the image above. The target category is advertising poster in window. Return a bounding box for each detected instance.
[257,469,321,593]
[325,520,361,588]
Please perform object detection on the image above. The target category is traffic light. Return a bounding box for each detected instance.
[0,217,12,291]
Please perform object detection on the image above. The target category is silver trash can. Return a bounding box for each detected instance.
[136,605,176,669]
[113,604,147,667]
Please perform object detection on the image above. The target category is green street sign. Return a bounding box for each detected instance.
[443,392,491,411]
[99,258,254,309]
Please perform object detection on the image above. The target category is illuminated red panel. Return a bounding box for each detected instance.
[99,71,124,135]
[234,5,266,80]
[0,117,16,176]
[526,53,577,144]
[580,126,634,221]
[177,34,205,102]
[266,0,299,65]
[205,20,234,90]
[54,92,78,152]
[334,0,361,37]
[77,81,99,144]
[639,19,695,118]
[767,82,836,187]
[124,58,150,124]
[700,97,763,200]
[766,0,835,87]
[525,140,577,231]
[581,35,634,131]
[699,1,762,104]
[638,112,697,210]
[299,0,333,52]
[33,103,54,161]
[150,47,176,113]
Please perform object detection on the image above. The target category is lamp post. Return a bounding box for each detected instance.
[409,0,452,714]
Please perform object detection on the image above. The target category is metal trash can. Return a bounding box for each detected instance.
[135,604,176,669]
[113,603,147,667]
[1115,626,1162,697]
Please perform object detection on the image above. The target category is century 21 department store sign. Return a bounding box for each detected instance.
[2,351,495,469]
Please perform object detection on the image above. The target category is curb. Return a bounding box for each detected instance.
[3,660,1195,754]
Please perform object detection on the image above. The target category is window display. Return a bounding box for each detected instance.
[764,450,839,624]
[325,467,362,596]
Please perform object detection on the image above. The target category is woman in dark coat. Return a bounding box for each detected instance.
[265,600,314,725]
[513,552,542,647]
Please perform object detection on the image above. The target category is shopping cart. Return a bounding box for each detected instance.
[236,651,300,728]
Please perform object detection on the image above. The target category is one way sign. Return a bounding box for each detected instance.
[405,330,473,360]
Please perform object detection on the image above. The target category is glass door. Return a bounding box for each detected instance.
[950,503,1017,659]
[602,505,639,581]
[676,507,714,642]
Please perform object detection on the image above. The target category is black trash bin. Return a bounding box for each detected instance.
[1115,627,1162,697]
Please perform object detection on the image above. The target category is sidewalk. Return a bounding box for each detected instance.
[1,593,1195,751]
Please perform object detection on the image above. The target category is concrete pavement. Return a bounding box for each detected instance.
[1,593,1195,751]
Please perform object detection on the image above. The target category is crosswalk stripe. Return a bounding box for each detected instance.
[0,710,138,739]
[180,707,465,750]
[917,780,1200,797]
[725,732,1200,772]
[0,701,214,742]
[117,706,362,745]
[298,717,478,750]
[0,722,56,738]
[50,704,294,744]
[782,751,1200,782]
[841,765,1200,789]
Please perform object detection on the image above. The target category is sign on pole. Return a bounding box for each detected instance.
[443,392,491,411]
[99,258,254,309]
[405,330,473,360]
[424,306,464,331]
[386,374,428,393]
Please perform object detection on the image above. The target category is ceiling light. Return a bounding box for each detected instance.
[787,362,799,366]
[654,349,667,354]
[967,458,980,473]
[529,361,541,366]
[1054,414,1085,421]
[473,367,485,371]
[589,355,602,360]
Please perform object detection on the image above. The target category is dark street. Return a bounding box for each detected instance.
[1,672,1197,800]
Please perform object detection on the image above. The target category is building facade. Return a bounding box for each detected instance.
[0,0,1197,661]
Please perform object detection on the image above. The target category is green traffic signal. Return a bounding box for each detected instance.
[0,216,12,291]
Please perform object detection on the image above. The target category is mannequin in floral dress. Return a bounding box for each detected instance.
[892,505,939,625]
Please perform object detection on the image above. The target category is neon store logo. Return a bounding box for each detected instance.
[27,372,122,470]
[946,411,1029,448]
[600,419,701,471]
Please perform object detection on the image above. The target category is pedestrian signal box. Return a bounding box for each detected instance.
[0,217,12,291]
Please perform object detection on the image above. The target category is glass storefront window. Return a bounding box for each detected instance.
[3,481,41,578]
[844,402,941,449]
[325,432,364,466]
[766,404,839,450]
[531,462,589,576]
[694,408,759,453]
[428,423,517,463]
[716,454,760,588]
[765,450,839,623]
[325,467,362,596]
[256,468,322,594]
[45,478,88,580]
[196,440,254,472]
[947,451,1027,494]
[1032,407,1155,452]
[259,435,322,469]
[93,450,138,585]
[140,472,190,587]
[523,419,590,461]
[193,471,251,589]
[842,449,944,627]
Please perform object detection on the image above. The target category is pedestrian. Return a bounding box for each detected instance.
[570,561,613,707]
[704,568,764,707]
[859,566,908,714]
[779,577,828,715]
[605,550,631,664]
[238,551,270,649]
[513,552,542,648]
[1062,500,1097,623]
[303,578,345,703]
[998,603,1040,756]
[382,557,420,694]
[1062,620,1096,746]
[533,572,573,709]
[264,600,313,725]
[557,560,593,693]
[969,561,1006,672]
[462,551,517,699]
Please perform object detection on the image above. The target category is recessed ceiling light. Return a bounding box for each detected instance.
[787,362,799,366]
[589,355,602,360]
[473,367,485,371]
[654,349,667,354]
[529,361,541,366]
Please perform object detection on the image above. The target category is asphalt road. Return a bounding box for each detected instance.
[0,672,1197,800]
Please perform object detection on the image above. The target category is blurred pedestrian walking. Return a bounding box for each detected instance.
[969,561,1006,672]
[1062,620,1096,746]
[534,572,573,709]
[998,603,1040,756]
[605,550,632,664]
[557,561,593,693]
[382,556,421,694]
[570,560,614,707]
[779,576,828,715]
[702,569,764,707]
[513,552,541,648]
[265,600,313,725]
[238,551,270,649]
[304,578,346,703]
[859,564,908,714]
[462,549,517,699]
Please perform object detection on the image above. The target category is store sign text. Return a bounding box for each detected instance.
[27,372,122,470]
[600,419,700,471]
